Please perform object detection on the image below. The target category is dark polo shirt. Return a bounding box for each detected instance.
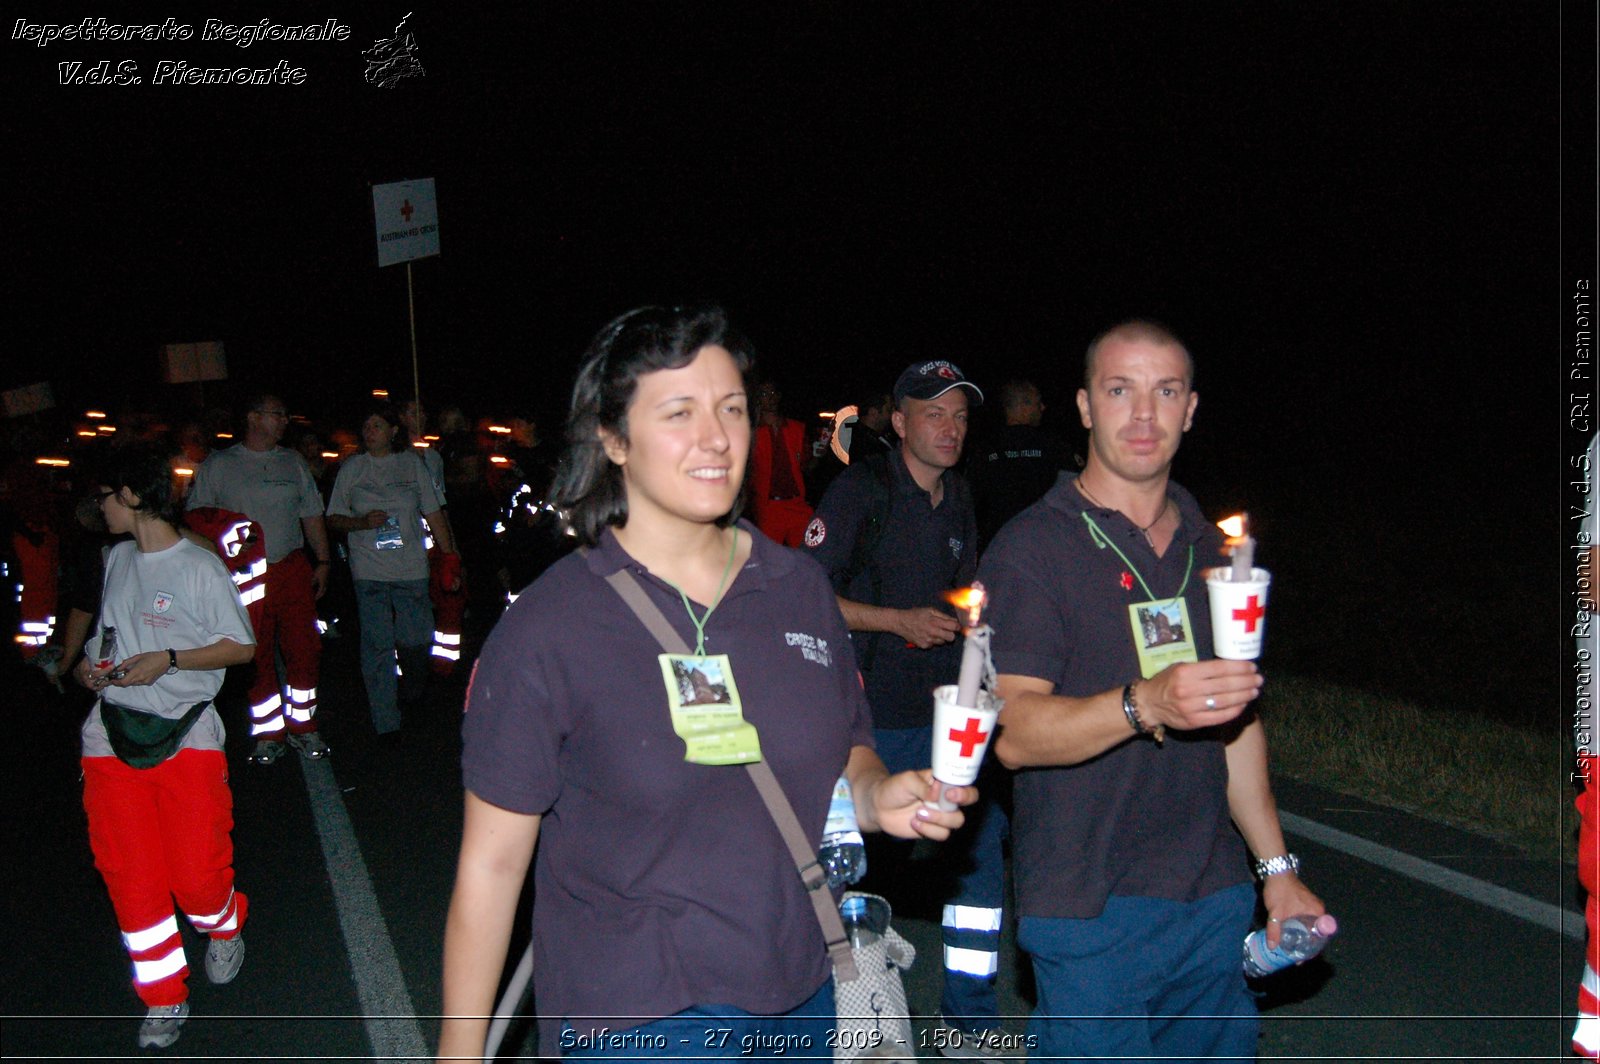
[978,473,1250,920]
[968,422,1070,548]
[805,451,978,730]
[462,523,873,1046]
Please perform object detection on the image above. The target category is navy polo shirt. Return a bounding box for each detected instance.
[805,451,978,730]
[462,523,873,1045]
[978,474,1250,920]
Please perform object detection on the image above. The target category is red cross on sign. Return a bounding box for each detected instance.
[948,717,990,758]
[400,200,414,222]
[1232,595,1265,633]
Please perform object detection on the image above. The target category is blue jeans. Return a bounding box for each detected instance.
[1019,883,1258,1062]
[353,578,432,735]
[560,980,834,1062]
[873,725,1008,1033]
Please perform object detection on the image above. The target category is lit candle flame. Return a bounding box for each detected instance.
[945,583,988,627]
[1217,514,1247,540]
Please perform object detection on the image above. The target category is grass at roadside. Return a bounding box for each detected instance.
[1259,673,1576,865]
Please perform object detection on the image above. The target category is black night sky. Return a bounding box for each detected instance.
[5,3,1594,724]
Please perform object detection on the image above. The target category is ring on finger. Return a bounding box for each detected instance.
[1204,696,1217,709]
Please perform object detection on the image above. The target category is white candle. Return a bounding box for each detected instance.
[1231,534,1255,582]
[955,623,990,710]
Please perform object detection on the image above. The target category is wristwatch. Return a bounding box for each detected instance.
[1253,853,1301,879]
[165,649,179,675]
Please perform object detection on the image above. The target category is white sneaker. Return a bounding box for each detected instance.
[205,933,245,984]
[138,1001,189,1049]
[287,731,331,759]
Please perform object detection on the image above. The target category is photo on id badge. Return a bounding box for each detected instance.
[667,656,733,706]
[1128,597,1198,679]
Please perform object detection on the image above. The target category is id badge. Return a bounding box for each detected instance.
[1127,597,1199,679]
[657,653,762,765]
[375,515,404,550]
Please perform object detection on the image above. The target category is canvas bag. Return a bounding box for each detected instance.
[600,565,918,1064]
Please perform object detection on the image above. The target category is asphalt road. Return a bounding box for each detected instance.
[0,630,1583,1061]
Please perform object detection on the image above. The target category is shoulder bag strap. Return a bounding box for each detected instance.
[600,562,858,982]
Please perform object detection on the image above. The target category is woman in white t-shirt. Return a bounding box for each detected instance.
[326,405,459,737]
[74,442,256,1050]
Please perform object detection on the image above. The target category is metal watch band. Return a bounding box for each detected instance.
[1253,852,1300,878]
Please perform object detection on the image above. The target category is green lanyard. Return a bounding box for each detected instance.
[1080,511,1193,604]
[659,529,740,657]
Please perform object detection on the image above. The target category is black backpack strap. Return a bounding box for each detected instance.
[839,453,896,673]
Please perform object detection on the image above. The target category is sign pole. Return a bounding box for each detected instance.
[407,261,421,419]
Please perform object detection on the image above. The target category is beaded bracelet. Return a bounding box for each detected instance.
[1121,682,1165,745]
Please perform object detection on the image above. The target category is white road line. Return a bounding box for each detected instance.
[1280,811,1584,941]
[299,755,430,1060]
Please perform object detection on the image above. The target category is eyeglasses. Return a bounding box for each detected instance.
[93,489,116,502]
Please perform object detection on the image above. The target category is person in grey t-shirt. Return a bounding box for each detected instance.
[327,405,458,737]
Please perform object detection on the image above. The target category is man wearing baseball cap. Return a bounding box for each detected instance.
[805,360,1012,1059]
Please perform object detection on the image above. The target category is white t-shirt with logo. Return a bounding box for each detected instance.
[80,537,256,759]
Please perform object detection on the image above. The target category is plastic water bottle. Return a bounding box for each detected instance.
[839,894,890,948]
[839,895,879,947]
[819,775,867,888]
[1242,914,1339,977]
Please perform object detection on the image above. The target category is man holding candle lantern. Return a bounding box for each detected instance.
[979,321,1324,1061]
[805,359,1013,1057]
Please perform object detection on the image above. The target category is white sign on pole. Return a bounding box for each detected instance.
[373,178,441,267]
[161,341,229,384]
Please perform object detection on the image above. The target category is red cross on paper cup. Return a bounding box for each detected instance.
[1205,567,1272,660]
[930,683,1000,795]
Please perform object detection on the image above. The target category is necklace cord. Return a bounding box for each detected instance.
[662,529,740,656]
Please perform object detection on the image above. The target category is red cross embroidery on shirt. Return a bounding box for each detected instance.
[1232,595,1265,632]
[400,200,414,222]
[949,717,990,758]
[1120,571,1133,591]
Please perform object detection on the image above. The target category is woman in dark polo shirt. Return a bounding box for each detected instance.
[437,305,973,1062]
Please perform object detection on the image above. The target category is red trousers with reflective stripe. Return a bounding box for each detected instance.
[249,552,322,739]
[1576,757,1599,1057]
[83,749,247,1007]
[428,546,465,677]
